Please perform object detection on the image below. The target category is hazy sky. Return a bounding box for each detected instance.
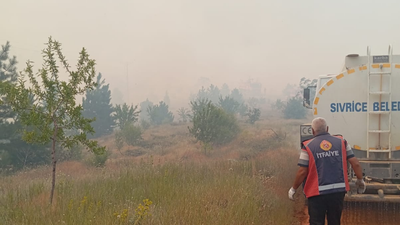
[2,0,400,107]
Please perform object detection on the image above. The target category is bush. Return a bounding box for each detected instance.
[246,107,261,124]
[140,120,151,130]
[88,149,110,167]
[115,124,143,149]
[122,124,142,146]
[115,131,124,150]
[189,101,240,153]
[147,101,174,125]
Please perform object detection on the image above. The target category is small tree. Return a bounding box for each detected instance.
[272,99,285,111]
[230,88,244,104]
[115,123,142,151]
[190,98,211,119]
[188,101,239,154]
[246,107,261,124]
[195,86,208,101]
[114,103,140,130]
[220,83,230,97]
[218,96,240,114]
[119,124,142,146]
[163,91,171,106]
[207,84,221,104]
[177,107,190,123]
[0,37,105,204]
[193,84,221,104]
[111,88,124,105]
[139,99,153,121]
[113,103,141,150]
[147,101,174,125]
[82,73,115,138]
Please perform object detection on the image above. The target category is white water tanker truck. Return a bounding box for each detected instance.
[301,46,400,202]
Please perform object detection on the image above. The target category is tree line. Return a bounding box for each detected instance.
[0,38,307,204]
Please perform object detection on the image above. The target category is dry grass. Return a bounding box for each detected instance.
[0,118,307,225]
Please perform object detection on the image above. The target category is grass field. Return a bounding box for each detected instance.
[0,118,305,225]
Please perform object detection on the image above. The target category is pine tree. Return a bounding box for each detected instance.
[0,42,50,170]
[207,84,221,104]
[218,96,240,114]
[230,88,244,104]
[82,73,115,138]
[0,41,18,123]
[139,99,153,121]
[220,83,230,98]
[147,101,174,125]
[163,91,170,106]
[114,103,140,130]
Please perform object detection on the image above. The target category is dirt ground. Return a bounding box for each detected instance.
[297,201,400,225]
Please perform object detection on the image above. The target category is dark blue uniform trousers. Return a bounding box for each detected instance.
[308,192,346,225]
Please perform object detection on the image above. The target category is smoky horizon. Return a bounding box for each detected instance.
[2,0,400,108]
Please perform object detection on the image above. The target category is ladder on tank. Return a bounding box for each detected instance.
[366,45,393,159]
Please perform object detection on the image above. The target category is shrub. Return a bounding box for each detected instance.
[246,107,261,124]
[88,149,110,167]
[140,119,151,130]
[189,101,239,153]
[115,124,142,149]
[115,131,124,150]
[121,124,142,146]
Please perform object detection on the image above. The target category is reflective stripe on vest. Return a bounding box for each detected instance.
[318,182,346,191]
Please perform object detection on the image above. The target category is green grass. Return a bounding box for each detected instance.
[0,153,298,225]
[0,118,305,224]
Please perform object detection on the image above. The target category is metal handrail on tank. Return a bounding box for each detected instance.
[367,46,371,158]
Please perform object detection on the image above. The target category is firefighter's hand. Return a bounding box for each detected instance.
[356,179,366,194]
[288,187,296,200]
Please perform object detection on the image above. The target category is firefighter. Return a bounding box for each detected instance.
[289,117,365,225]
